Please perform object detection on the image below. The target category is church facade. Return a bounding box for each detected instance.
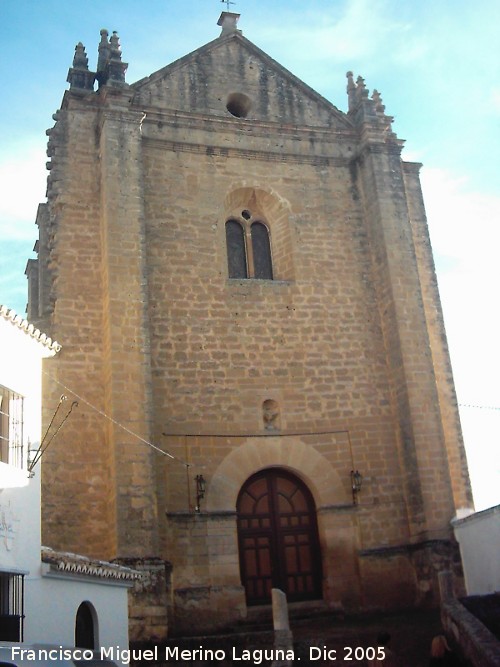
[26,12,473,640]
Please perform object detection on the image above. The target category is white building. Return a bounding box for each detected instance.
[0,305,137,650]
[452,505,500,596]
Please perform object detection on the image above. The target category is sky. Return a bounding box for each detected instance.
[0,0,499,511]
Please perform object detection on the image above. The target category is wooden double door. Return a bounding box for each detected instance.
[237,469,323,605]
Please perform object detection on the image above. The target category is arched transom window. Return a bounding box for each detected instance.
[225,209,273,280]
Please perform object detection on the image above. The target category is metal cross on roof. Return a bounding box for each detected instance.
[221,0,236,11]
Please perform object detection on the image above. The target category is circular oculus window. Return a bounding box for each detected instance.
[226,92,252,118]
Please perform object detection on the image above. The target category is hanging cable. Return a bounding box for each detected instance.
[28,399,78,473]
[41,368,189,468]
[28,394,67,472]
[40,394,67,447]
[459,403,500,411]
[162,428,350,438]
[40,376,355,469]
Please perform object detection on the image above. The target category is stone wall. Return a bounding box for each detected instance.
[117,558,170,643]
[31,19,472,636]
[439,571,500,667]
[165,512,246,635]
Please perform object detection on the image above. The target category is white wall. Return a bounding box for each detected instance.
[1,312,131,652]
[0,313,49,470]
[1,446,131,651]
[0,473,41,575]
[0,313,47,582]
[25,573,131,649]
[452,505,500,595]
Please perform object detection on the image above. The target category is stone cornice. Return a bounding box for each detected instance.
[356,140,404,159]
[140,107,355,141]
[99,107,146,127]
[402,161,424,174]
[359,538,455,558]
[142,136,350,167]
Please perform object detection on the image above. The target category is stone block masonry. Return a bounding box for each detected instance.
[28,13,472,638]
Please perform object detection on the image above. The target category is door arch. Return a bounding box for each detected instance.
[237,468,323,605]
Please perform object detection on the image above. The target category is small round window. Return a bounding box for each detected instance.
[226,93,252,118]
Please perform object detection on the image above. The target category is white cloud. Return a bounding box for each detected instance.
[422,168,500,269]
[491,87,500,114]
[0,146,47,239]
[252,0,410,65]
[423,170,500,395]
[461,408,500,511]
[420,167,500,510]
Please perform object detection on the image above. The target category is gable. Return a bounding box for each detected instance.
[132,33,351,129]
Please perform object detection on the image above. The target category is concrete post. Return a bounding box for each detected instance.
[272,588,294,667]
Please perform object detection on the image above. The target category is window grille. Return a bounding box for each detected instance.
[0,385,24,468]
[0,572,25,641]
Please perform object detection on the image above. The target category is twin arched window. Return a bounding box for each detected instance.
[226,212,273,280]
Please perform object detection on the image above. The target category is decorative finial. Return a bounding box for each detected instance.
[107,31,128,85]
[221,0,236,11]
[96,28,128,88]
[73,42,88,69]
[109,31,122,58]
[346,73,397,137]
[346,71,356,111]
[372,90,385,114]
[96,28,110,84]
[67,42,95,91]
[356,75,368,98]
[97,29,110,66]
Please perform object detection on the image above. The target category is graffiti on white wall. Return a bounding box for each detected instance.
[0,501,19,551]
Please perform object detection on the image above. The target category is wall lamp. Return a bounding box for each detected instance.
[195,474,206,513]
[350,469,363,505]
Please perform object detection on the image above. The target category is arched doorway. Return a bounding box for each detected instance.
[75,601,96,649]
[237,468,323,605]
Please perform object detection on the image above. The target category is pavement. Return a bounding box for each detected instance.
[290,607,444,666]
[131,607,451,666]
